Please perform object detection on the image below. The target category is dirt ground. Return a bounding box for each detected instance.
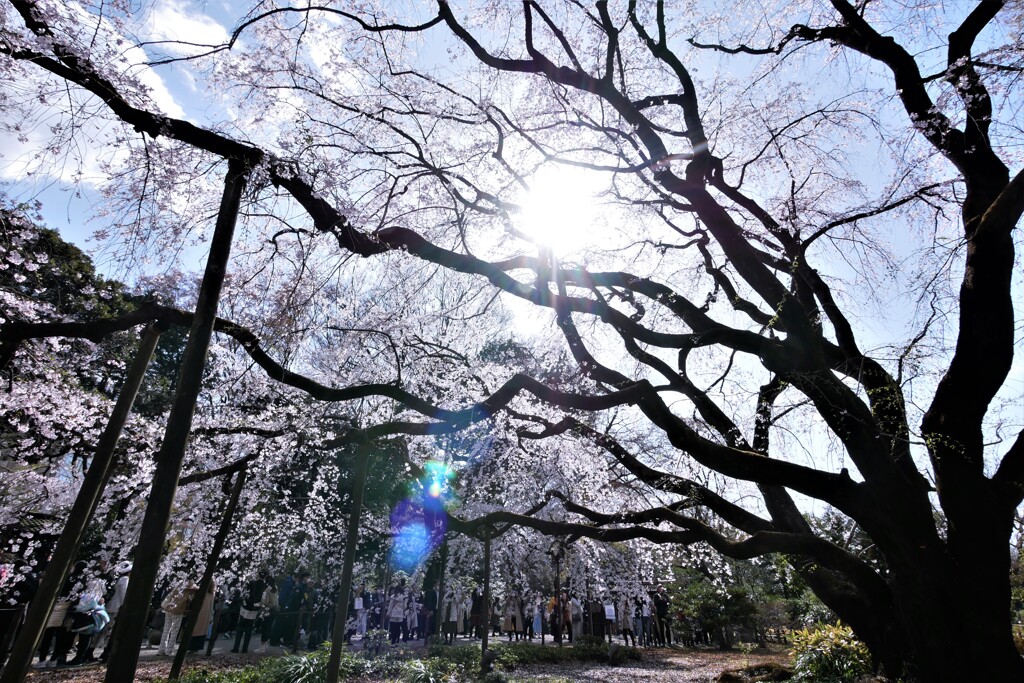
[21,645,792,682]
[508,648,791,682]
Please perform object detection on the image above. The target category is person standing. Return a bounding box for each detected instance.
[353,583,370,639]
[491,596,501,637]
[386,587,405,645]
[423,581,439,641]
[281,571,310,649]
[271,571,297,647]
[67,593,109,665]
[602,595,615,644]
[469,586,483,639]
[94,561,130,662]
[188,579,216,651]
[531,595,542,642]
[560,591,573,643]
[404,587,419,643]
[258,575,278,652]
[441,586,461,645]
[654,585,671,646]
[40,560,87,667]
[617,594,636,647]
[504,592,524,642]
[231,573,266,654]
[639,595,652,647]
[570,594,583,642]
[158,582,195,657]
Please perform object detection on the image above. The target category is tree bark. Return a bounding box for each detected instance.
[104,159,248,683]
[168,465,248,680]
[326,439,370,683]
[0,323,163,683]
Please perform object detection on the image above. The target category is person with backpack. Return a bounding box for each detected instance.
[67,595,109,666]
[158,582,196,656]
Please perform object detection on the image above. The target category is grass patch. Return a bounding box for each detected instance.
[156,638,641,682]
[490,640,641,671]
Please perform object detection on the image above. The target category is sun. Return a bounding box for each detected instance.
[515,164,605,255]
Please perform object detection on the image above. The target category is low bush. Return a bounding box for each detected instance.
[427,643,481,670]
[403,657,463,683]
[160,642,404,683]
[790,623,871,683]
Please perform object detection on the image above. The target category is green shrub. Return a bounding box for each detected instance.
[403,657,463,683]
[573,634,606,648]
[282,650,328,683]
[429,643,481,669]
[1014,625,1024,655]
[790,623,871,683]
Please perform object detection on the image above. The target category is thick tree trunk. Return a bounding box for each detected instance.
[824,535,1024,682]
[892,548,1024,682]
[104,160,248,683]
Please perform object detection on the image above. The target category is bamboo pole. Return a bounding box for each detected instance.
[104,159,248,683]
[0,323,163,683]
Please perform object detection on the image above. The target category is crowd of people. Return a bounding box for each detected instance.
[0,558,128,669]
[344,580,676,649]
[0,558,680,670]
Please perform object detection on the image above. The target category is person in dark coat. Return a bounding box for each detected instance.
[231,573,267,653]
[422,582,439,642]
[282,572,311,648]
[40,560,87,667]
[271,571,298,647]
[654,585,671,646]
[470,586,484,639]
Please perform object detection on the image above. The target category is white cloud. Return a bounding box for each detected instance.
[146,0,231,56]
[121,44,187,119]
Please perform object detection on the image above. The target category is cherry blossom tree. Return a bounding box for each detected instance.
[2,1,1023,681]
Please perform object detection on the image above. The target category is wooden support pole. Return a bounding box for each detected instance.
[437,537,448,637]
[104,159,248,683]
[481,528,489,651]
[169,465,248,680]
[0,323,163,683]
[325,439,370,683]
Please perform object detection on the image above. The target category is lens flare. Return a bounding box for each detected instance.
[387,461,458,572]
[390,521,430,572]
